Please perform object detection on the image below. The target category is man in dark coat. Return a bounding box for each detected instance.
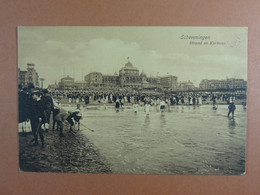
[84,95,89,105]
[29,90,45,147]
[227,102,236,118]
[41,89,54,131]
[18,87,31,123]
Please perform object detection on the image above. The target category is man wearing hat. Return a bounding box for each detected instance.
[29,89,45,147]
[41,89,54,132]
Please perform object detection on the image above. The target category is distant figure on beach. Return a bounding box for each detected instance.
[84,95,89,105]
[227,102,236,118]
[228,96,234,104]
[198,96,202,105]
[181,96,185,104]
[115,99,120,112]
[120,98,125,108]
[145,102,151,115]
[212,95,217,107]
[189,97,193,105]
[192,97,196,105]
[160,99,166,112]
[102,97,107,109]
[133,102,138,113]
[242,102,247,110]
[156,98,161,112]
[211,95,218,110]
[166,98,171,111]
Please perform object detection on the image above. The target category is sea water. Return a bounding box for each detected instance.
[76,104,246,175]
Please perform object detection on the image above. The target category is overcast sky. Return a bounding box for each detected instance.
[18,26,247,87]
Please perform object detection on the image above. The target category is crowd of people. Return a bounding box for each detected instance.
[19,85,246,148]
[18,85,82,148]
[112,94,239,119]
[50,88,246,106]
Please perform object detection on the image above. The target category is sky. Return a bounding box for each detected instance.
[18,26,248,87]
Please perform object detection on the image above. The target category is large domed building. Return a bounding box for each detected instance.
[118,60,142,88]
[57,59,178,90]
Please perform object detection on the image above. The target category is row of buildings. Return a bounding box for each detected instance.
[18,62,247,92]
[56,61,191,91]
[199,79,247,90]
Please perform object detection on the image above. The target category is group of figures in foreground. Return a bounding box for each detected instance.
[19,85,82,148]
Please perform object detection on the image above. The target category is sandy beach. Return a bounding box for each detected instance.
[19,121,111,174]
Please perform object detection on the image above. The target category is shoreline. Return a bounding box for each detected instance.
[19,122,112,174]
[59,99,246,108]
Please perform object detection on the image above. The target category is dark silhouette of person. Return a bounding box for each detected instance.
[227,102,236,118]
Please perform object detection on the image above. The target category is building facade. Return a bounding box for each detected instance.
[177,81,196,91]
[56,61,247,92]
[118,61,142,88]
[58,75,75,90]
[160,75,178,90]
[18,63,39,88]
[57,60,178,91]
[84,72,103,87]
[199,78,247,90]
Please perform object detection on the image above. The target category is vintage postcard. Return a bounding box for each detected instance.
[18,26,247,174]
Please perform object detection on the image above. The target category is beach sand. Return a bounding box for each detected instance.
[18,121,111,174]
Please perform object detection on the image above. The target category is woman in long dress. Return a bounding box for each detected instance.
[145,102,151,115]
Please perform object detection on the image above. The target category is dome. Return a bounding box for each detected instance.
[61,75,74,81]
[125,61,133,67]
[120,61,138,71]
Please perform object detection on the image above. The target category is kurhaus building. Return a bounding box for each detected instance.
[58,60,178,90]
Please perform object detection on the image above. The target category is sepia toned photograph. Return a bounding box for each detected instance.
[18,26,247,175]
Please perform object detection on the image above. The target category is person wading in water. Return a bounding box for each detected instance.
[227,102,236,118]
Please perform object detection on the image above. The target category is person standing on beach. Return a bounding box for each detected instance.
[84,94,89,105]
[227,102,236,118]
[115,99,120,112]
[145,102,151,115]
[211,94,217,107]
[181,96,185,104]
[41,89,54,132]
[198,96,202,105]
[18,86,31,124]
[156,98,161,112]
[160,98,166,112]
[192,96,196,105]
[30,90,45,148]
[133,102,139,113]
[120,97,125,108]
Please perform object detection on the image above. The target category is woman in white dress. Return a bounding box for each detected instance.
[145,102,151,115]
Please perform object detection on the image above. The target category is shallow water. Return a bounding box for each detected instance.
[69,104,246,175]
